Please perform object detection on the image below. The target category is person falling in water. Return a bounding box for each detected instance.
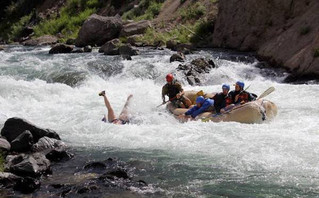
[99,91,133,125]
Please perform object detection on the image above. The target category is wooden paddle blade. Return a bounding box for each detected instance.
[257,86,275,99]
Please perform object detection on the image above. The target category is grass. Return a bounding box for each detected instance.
[33,0,102,42]
[122,0,163,21]
[314,48,319,58]
[179,2,206,21]
[0,151,5,172]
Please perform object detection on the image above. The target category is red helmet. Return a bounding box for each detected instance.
[166,73,174,82]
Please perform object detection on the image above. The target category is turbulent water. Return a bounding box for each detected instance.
[1,45,319,197]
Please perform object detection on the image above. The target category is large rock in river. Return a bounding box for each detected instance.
[1,117,60,143]
[75,14,123,47]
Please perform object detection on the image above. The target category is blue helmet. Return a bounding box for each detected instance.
[235,81,245,89]
[222,84,230,90]
[196,96,205,104]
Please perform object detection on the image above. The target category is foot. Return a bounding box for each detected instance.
[99,90,105,96]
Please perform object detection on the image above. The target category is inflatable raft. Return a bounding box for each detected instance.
[166,91,277,124]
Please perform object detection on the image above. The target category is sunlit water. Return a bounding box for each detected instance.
[1,46,319,197]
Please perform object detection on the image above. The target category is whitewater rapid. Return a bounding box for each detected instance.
[1,45,319,196]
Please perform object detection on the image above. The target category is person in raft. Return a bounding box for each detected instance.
[162,73,192,108]
[178,96,214,121]
[99,90,133,125]
[221,81,256,113]
[211,84,230,114]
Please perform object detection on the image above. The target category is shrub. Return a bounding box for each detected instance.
[122,0,163,21]
[190,19,214,43]
[180,2,206,21]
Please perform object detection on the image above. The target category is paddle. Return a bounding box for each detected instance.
[257,86,275,100]
[157,90,204,108]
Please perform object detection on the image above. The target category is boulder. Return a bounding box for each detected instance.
[45,149,74,162]
[71,48,84,53]
[118,44,139,56]
[212,0,319,79]
[177,58,216,85]
[49,44,74,54]
[0,172,23,188]
[170,52,185,62]
[1,117,60,143]
[23,35,58,46]
[0,137,11,151]
[84,45,92,52]
[76,14,123,47]
[0,46,4,51]
[127,35,143,46]
[31,136,66,153]
[99,39,120,55]
[120,20,151,37]
[6,153,51,177]
[13,176,41,194]
[10,130,34,153]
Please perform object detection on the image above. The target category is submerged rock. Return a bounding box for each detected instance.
[49,44,74,54]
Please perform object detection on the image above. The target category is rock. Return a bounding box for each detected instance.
[118,44,139,56]
[10,130,34,152]
[0,46,4,51]
[49,44,74,54]
[122,55,132,60]
[99,39,120,55]
[13,176,41,194]
[71,48,84,53]
[45,149,74,162]
[0,137,11,151]
[120,20,152,37]
[177,58,216,85]
[127,35,143,46]
[170,52,185,62]
[23,35,58,46]
[1,117,60,143]
[20,26,34,38]
[0,172,23,188]
[75,14,123,47]
[166,40,179,51]
[212,0,319,79]
[66,38,76,45]
[6,153,51,177]
[31,136,66,153]
[84,45,92,52]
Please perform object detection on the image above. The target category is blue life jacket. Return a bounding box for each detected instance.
[185,98,214,118]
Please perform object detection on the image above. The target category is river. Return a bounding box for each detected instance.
[1,45,319,197]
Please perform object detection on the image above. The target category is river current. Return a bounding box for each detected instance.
[0,46,319,197]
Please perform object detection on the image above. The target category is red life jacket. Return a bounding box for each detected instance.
[225,97,232,106]
[238,92,250,103]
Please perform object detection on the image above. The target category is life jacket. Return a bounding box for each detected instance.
[225,96,233,106]
[238,91,250,103]
[167,80,182,99]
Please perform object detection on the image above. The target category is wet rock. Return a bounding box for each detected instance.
[76,14,123,47]
[71,48,84,53]
[0,137,11,151]
[49,44,74,54]
[119,44,139,56]
[6,153,51,178]
[99,39,120,55]
[84,45,92,52]
[10,130,34,152]
[122,55,132,60]
[166,40,178,51]
[177,58,216,85]
[31,136,66,153]
[105,168,129,179]
[45,149,74,162]
[13,176,41,194]
[0,46,4,51]
[77,184,99,194]
[1,117,60,143]
[23,35,58,46]
[120,20,151,37]
[0,172,23,188]
[170,52,185,63]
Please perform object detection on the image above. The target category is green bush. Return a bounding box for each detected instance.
[0,151,5,172]
[180,2,206,21]
[122,0,163,21]
[34,0,100,41]
[190,19,214,43]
